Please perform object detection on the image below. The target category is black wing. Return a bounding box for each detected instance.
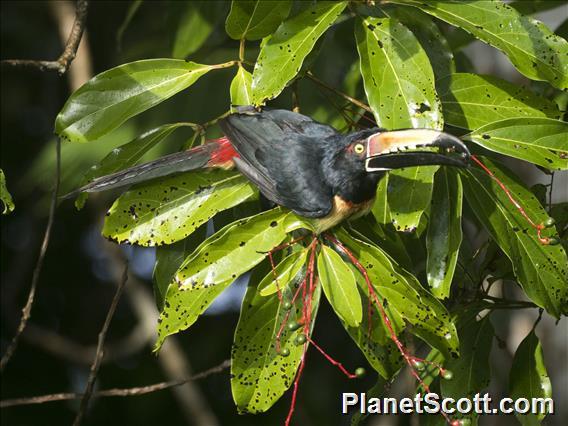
[219,109,338,218]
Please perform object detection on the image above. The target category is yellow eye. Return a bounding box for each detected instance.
[354,143,365,154]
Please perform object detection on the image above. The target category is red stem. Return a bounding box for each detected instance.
[324,233,452,425]
[471,155,550,244]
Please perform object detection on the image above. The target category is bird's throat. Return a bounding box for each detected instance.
[313,195,375,233]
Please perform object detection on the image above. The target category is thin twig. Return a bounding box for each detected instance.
[72,264,129,426]
[0,138,61,372]
[0,360,230,408]
[305,71,373,114]
[1,0,89,75]
[239,38,246,62]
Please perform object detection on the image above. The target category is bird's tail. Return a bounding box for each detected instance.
[62,137,237,199]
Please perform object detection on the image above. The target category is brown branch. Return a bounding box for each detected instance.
[22,320,151,366]
[305,71,373,114]
[72,263,129,426]
[0,138,61,372]
[1,0,89,75]
[0,359,230,408]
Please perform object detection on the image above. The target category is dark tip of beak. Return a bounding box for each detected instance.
[365,129,470,171]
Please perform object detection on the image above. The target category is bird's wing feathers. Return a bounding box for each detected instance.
[220,110,336,218]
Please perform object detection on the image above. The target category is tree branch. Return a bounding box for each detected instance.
[305,71,373,114]
[0,360,230,408]
[1,0,89,75]
[0,138,61,372]
[72,263,129,426]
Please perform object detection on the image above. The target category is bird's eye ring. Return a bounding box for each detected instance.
[354,143,365,154]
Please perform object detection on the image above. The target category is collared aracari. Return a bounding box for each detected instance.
[67,108,470,231]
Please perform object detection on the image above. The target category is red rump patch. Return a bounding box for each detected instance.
[207,136,239,169]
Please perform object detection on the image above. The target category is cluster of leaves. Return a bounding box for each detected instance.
[53,1,566,424]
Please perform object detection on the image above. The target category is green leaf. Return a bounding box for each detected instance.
[230,66,253,107]
[225,0,292,40]
[342,262,402,379]
[55,59,214,143]
[175,208,296,289]
[348,219,413,272]
[381,6,455,80]
[0,169,15,215]
[440,313,494,424]
[462,158,568,318]
[154,274,231,351]
[509,330,552,425]
[155,209,302,350]
[251,1,347,104]
[388,166,439,232]
[75,123,192,209]
[355,16,443,130]
[102,170,256,246]
[258,247,308,296]
[510,0,566,16]
[372,174,391,226]
[172,2,219,58]
[336,228,460,358]
[426,168,463,299]
[467,118,568,171]
[439,73,562,130]
[232,267,321,413]
[318,245,362,327]
[153,227,206,310]
[390,0,568,89]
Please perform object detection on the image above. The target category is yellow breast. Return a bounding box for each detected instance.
[314,195,374,233]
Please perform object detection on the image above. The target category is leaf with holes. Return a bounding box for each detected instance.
[467,118,568,171]
[440,313,494,425]
[102,169,256,246]
[390,0,568,89]
[381,6,455,80]
[175,208,300,289]
[225,0,292,40]
[155,209,300,349]
[426,168,463,299]
[355,16,442,130]
[509,330,552,425]
[462,157,568,318]
[230,67,253,107]
[154,276,231,351]
[55,59,214,143]
[318,245,362,327]
[336,228,459,359]
[439,73,561,130]
[153,226,206,310]
[388,166,439,232]
[342,262,403,379]
[232,266,321,413]
[0,170,15,215]
[75,123,193,209]
[259,247,308,296]
[251,1,347,104]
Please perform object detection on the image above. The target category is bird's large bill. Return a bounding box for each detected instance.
[365,129,470,171]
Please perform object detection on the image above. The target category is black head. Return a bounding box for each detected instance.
[323,128,470,204]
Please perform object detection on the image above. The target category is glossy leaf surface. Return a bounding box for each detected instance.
[225,0,292,40]
[426,168,463,299]
[251,2,347,104]
[56,60,213,143]
[318,245,362,327]
[462,158,568,318]
[103,170,256,246]
[467,118,568,170]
